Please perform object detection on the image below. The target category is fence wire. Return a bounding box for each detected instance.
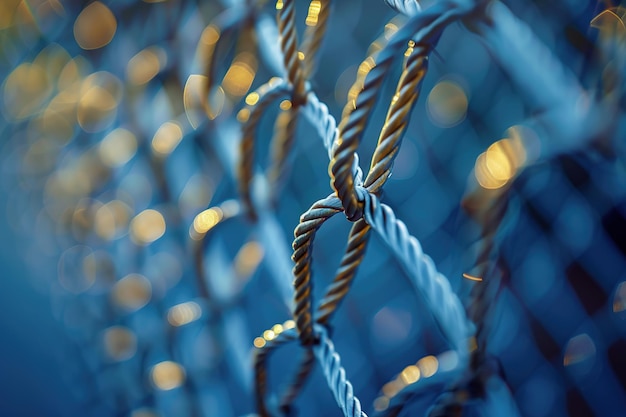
[1,0,625,416]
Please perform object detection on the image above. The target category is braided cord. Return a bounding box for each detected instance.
[330,1,474,220]
[251,2,485,415]
[316,218,371,324]
[266,0,334,203]
[383,0,421,16]
[276,0,306,100]
[277,218,372,409]
[313,325,368,417]
[292,194,344,345]
[363,49,428,193]
[362,193,473,358]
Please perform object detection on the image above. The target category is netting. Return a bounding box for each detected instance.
[1,0,625,416]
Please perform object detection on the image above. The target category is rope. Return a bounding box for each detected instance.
[383,0,421,16]
[301,0,332,78]
[198,0,581,416]
[313,325,368,417]
[330,0,480,220]
[238,78,291,220]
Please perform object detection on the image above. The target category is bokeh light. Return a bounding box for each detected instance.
[73,2,117,50]
[130,209,166,244]
[427,80,468,127]
[103,326,137,361]
[112,274,152,311]
[151,361,186,390]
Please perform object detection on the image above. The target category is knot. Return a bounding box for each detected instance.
[279,403,298,417]
[345,185,368,222]
[290,77,309,107]
[300,328,321,347]
[338,159,367,222]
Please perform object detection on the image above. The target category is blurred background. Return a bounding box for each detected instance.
[0,0,625,416]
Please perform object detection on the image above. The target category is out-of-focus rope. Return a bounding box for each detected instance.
[301,0,332,78]
[266,0,332,205]
[237,1,335,219]
[238,78,291,220]
[426,184,511,416]
[200,5,257,118]
[383,0,421,16]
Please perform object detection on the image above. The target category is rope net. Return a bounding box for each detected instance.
[1,0,625,416]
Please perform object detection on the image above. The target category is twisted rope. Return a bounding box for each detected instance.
[265,0,307,202]
[301,91,341,159]
[212,2,488,416]
[316,218,371,324]
[361,193,474,357]
[254,210,370,414]
[359,193,474,415]
[240,82,346,216]
[313,325,368,417]
[292,194,344,345]
[278,349,316,411]
[253,324,368,417]
[383,0,421,16]
[363,48,428,193]
[260,25,449,414]
[284,191,473,415]
[276,0,306,102]
[274,218,372,411]
[266,0,334,204]
[330,1,478,220]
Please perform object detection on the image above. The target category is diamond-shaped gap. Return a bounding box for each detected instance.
[607,339,626,394]
[528,314,563,363]
[566,388,595,417]
[558,154,591,190]
[565,261,608,316]
[602,203,626,257]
